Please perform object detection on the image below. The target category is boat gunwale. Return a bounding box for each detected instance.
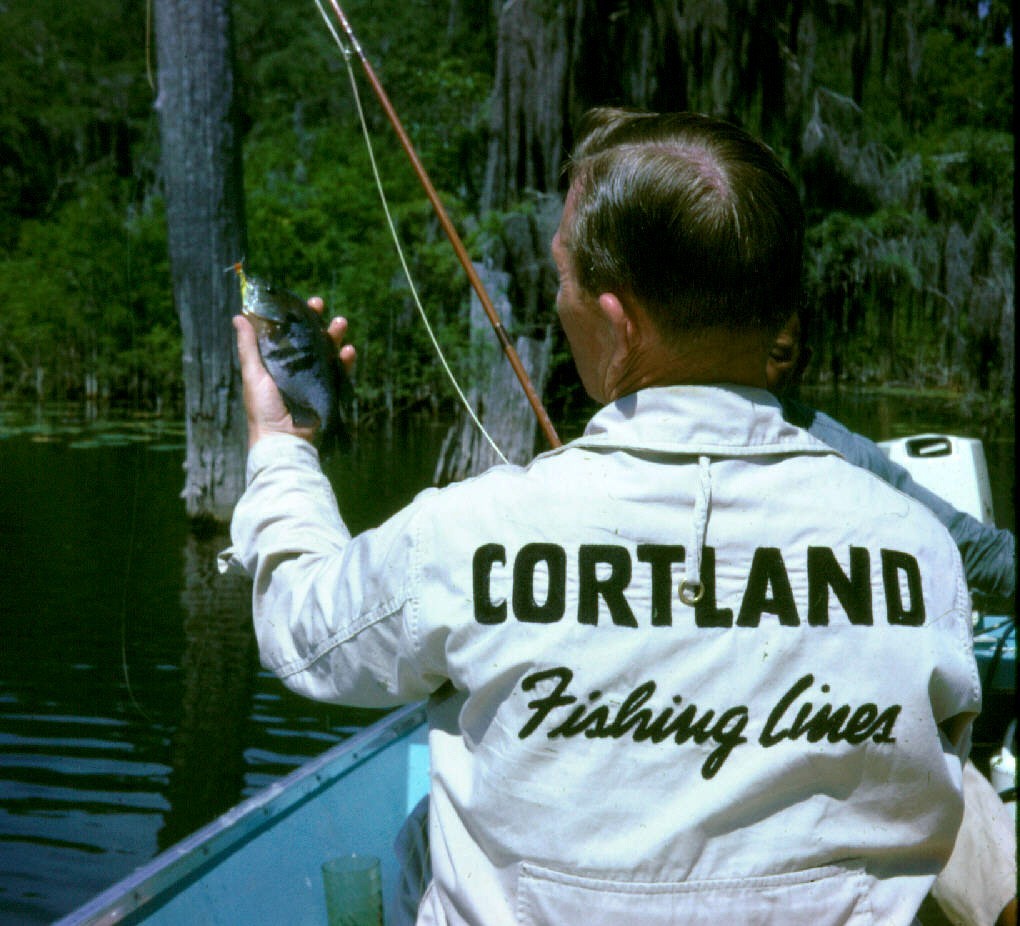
[54,701,428,926]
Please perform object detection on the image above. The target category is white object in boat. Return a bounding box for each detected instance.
[878,434,996,526]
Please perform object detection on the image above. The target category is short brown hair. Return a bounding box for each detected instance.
[565,108,803,340]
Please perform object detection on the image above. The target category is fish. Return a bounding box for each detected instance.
[232,263,354,451]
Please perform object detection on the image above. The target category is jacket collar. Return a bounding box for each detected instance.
[560,384,838,458]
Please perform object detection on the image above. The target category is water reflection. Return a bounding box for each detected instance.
[158,533,256,850]
[0,412,424,922]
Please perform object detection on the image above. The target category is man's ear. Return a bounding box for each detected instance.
[597,291,636,352]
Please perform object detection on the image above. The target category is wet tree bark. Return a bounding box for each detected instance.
[434,259,554,483]
[154,0,247,525]
[436,2,577,479]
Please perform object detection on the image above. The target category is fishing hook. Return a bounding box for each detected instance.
[318,0,563,452]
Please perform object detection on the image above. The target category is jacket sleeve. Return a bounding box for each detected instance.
[798,405,1015,612]
[224,434,448,707]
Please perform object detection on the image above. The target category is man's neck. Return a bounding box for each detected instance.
[606,327,769,402]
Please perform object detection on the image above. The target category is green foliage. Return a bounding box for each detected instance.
[919,30,1013,133]
[0,0,1011,415]
[0,0,490,414]
[0,0,166,404]
[0,168,174,403]
[242,110,480,416]
[918,129,1014,225]
[802,129,1014,397]
[0,0,155,244]
[793,5,1013,399]
[233,0,493,419]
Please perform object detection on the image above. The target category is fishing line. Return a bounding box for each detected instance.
[313,0,509,465]
[119,452,155,724]
[145,0,155,92]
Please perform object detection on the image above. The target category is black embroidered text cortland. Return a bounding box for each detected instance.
[473,542,926,628]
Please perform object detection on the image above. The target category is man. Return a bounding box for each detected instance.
[225,109,980,925]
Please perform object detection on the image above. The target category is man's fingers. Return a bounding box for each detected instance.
[326,317,356,373]
[233,315,264,379]
[339,343,356,374]
[327,316,348,342]
[307,301,351,359]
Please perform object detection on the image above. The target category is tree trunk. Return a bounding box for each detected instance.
[433,1,577,479]
[154,0,247,525]
[434,262,553,482]
[482,0,580,210]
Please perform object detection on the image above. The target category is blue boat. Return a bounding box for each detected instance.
[55,702,431,926]
[57,434,1015,925]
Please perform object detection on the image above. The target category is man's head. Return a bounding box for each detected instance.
[561,108,804,348]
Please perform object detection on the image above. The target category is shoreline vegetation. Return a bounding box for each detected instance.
[0,380,1012,444]
[1,0,1013,428]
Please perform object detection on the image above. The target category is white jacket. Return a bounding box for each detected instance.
[226,385,980,926]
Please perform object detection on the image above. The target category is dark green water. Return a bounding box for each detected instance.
[0,395,1013,923]
[0,410,444,924]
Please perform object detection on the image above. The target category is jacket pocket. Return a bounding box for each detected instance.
[516,861,874,926]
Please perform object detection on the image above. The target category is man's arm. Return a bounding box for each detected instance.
[225,307,445,707]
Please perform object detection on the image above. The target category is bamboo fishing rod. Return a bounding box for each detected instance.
[324,0,562,450]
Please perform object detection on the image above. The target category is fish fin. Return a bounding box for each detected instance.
[278,390,353,454]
